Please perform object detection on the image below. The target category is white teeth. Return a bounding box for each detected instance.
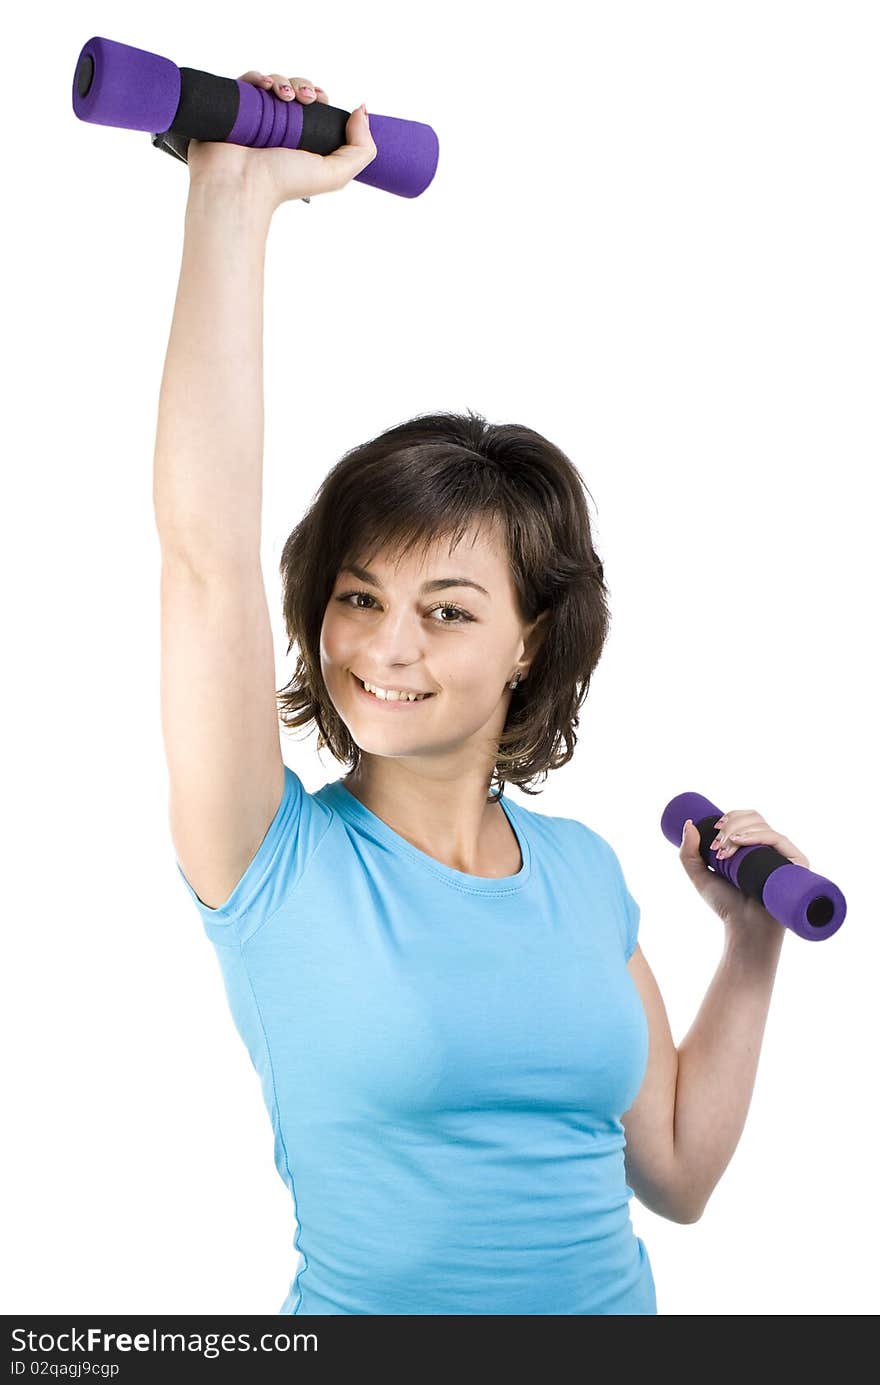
[361,678,430,702]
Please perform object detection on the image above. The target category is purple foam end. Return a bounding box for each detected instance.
[661,791,720,845]
[759,863,846,942]
[355,113,440,198]
[73,35,180,133]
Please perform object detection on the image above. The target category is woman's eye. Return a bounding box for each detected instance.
[336,592,472,623]
[429,604,470,623]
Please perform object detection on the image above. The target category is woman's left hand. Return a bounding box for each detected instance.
[679,809,810,944]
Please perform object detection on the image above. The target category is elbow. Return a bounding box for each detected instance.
[634,1178,707,1224]
[628,1157,710,1223]
[665,1147,714,1223]
[669,1169,710,1224]
[674,1199,706,1225]
[674,1184,710,1224]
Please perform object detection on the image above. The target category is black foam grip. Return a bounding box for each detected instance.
[299,99,350,154]
[169,67,240,142]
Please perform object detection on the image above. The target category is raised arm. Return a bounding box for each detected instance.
[152,72,375,910]
[153,178,272,564]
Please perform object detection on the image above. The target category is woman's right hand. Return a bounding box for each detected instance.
[187,70,377,212]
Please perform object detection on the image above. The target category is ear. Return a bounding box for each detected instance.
[521,608,552,673]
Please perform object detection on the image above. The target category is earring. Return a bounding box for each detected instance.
[508,674,522,690]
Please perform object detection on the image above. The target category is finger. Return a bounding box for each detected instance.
[314,105,377,191]
[715,826,808,867]
[713,827,766,859]
[710,810,765,851]
[265,73,296,99]
[265,75,320,102]
[235,73,324,105]
[292,79,319,103]
[713,809,762,831]
[729,836,809,868]
[684,809,810,870]
[679,820,711,882]
[680,819,700,853]
[713,824,766,857]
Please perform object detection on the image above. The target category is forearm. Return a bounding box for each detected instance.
[671,924,786,1218]
[153,178,274,565]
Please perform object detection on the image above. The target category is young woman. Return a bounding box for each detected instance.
[155,68,806,1316]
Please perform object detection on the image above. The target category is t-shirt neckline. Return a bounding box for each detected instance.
[322,778,532,895]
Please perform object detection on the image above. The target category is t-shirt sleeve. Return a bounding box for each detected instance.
[605,840,641,961]
[174,762,332,945]
[576,823,641,962]
[617,859,641,961]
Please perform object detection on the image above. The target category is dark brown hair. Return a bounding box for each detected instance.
[276,409,611,799]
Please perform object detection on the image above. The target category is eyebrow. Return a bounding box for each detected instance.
[339,564,490,598]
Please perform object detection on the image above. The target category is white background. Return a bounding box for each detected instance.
[4,0,877,1316]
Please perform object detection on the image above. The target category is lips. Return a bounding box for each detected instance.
[351,672,435,706]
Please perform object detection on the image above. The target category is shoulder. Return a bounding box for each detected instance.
[523,806,632,902]
[528,806,615,861]
[510,801,617,873]
[561,815,627,875]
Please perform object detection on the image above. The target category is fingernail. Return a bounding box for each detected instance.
[301,86,315,97]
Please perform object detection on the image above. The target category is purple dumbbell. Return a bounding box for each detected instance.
[661,792,846,942]
[72,35,439,199]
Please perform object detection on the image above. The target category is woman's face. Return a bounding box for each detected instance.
[320,523,542,768]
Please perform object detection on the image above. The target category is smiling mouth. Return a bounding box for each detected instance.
[351,672,436,703]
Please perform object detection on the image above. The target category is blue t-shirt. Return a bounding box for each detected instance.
[176,765,657,1315]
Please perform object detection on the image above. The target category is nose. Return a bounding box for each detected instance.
[360,607,427,670]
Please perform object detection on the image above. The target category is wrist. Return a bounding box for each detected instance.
[722,902,786,966]
[185,172,277,229]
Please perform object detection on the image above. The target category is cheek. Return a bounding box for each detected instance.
[320,609,355,665]
[441,645,508,700]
